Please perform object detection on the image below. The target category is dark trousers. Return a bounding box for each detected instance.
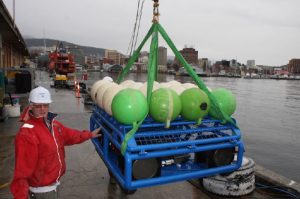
[29,189,59,199]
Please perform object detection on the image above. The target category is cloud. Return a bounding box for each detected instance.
[3,0,300,65]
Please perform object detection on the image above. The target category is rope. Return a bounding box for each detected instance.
[133,0,146,51]
[255,182,300,199]
[127,0,144,56]
[126,0,140,56]
[0,181,11,189]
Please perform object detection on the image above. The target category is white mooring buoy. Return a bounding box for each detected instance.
[202,157,255,196]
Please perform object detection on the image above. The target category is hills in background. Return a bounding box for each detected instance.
[25,38,175,68]
[25,38,105,64]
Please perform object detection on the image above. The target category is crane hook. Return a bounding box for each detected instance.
[152,0,159,23]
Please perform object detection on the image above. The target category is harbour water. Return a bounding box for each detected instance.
[86,71,300,182]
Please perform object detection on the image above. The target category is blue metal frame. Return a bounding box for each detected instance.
[90,106,244,191]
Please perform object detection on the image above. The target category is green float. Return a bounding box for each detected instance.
[180,88,210,125]
[111,88,148,125]
[149,88,181,128]
[209,88,236,120]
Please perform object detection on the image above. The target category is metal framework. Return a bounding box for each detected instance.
[90,106,244,191]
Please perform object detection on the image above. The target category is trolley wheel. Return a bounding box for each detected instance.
[120,187,136,195]
[108,169,117,185]
[108,169,136,194]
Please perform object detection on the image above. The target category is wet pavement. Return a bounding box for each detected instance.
[0,70,299,198]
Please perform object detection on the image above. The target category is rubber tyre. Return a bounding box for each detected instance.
[202,157,255,196]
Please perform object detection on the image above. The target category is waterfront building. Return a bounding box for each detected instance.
[140,51,149,57]
[137,54,167,73]
[257,65,273,76]
[105,49,124,65]
[288,59,300,74]
[102,57,114,65]
[174,47,198,67]
[230,59,238,68]
[139,56,148,72]
[158,46,167,66]
[273,67,289,76]
[85,55,101,67]
[229,59,242,75]
[0,1,28,68]
[212,60,230,74]
[247,60,255,68]
[247,60,262,75]
[199,58,210,73]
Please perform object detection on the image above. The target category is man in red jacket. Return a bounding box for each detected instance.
[10,86,101,199]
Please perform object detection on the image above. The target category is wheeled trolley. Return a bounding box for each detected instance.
[90,106,244,193]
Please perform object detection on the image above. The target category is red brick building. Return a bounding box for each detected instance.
[174,48,198,67]
[288,59,300,74]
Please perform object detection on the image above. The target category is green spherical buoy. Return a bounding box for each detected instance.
[209,88,236,119]
[112,88,148,125]
[149,88,181,128]
[180,88,210,124]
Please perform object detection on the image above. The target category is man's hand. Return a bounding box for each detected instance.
[91,127,102,138]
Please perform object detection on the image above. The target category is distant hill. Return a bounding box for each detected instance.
[25,38,105,64]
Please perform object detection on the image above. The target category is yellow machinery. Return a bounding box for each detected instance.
[53,74,71,88]
[55,74,67,81]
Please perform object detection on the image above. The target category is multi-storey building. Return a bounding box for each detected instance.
[212,60,230,74]
[174,47,198,67]
[199,58,209,71]
[158,46,167,66]
[85,55,100,66]
[105,49,124,65]
[230,59,238,68]
[246,60,255,68]
[288,59,300,74]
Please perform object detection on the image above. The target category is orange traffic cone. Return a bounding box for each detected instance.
[75,83,81,98]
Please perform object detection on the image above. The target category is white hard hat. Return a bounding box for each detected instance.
[29,86,52,103]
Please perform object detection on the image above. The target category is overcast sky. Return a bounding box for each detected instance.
[3,0,300,66]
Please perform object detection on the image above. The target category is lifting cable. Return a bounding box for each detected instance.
[255,182,300,199]
[126,0,145,56]
[133,0,146,52]
[126,0,140,56]
[0,182,10,189]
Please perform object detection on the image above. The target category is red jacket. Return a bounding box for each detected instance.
[10,111,93,199]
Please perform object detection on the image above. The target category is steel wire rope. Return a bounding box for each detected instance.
[126,0,141,56]
[0,182,10,189]
[133,0,146,51]
[255,182,300,199]
[188,179,300,198]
